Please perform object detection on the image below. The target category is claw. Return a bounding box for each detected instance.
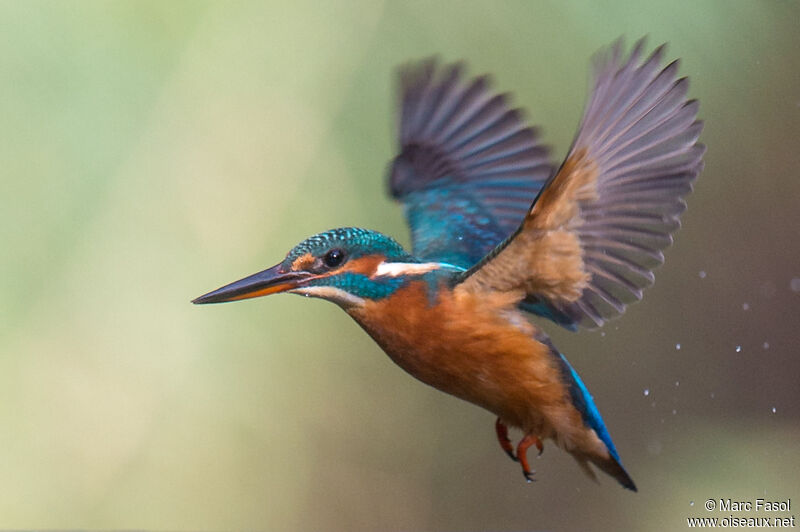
[517,434,544,482]
[494,418,517,462]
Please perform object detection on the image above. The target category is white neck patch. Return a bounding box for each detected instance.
[374,261,453,278]
[290,285,365,308]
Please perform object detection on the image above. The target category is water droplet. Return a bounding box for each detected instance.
[699,270,707,279]
[735,345,742,353]
[791,278,800,292]
[742,302,750,311]
[690,501,695,506]
[675,343,681,350]
[763,341,770,350]
[643,388,650,396]
[771,407,777,414]
[675,381,680,387]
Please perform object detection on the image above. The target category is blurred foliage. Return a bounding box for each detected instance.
[0,0,798,530]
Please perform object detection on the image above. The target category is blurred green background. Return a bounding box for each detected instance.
[1,1,798,530]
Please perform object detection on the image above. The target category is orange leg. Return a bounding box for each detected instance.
[494,418,517,462]
[517,434,544,483]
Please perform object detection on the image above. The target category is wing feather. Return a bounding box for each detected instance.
[389,59,552,268]
[458,39,705,329]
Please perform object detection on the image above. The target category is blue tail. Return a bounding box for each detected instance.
[557,353,622,461]
[541,336,637,491]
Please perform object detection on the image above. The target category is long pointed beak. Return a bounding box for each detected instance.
[192,264,312,304]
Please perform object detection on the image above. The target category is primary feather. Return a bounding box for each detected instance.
[457,39,705,329]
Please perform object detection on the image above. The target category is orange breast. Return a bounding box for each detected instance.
[347,281,588,442]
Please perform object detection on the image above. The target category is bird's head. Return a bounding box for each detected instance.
[193,227,450,309]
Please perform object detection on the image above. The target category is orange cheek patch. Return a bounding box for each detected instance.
[291,253,315,271]
[341,255,387,276]
[290,253,386,277]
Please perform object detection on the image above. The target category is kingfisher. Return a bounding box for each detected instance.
[194,39,704,491]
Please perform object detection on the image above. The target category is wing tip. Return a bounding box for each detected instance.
[390,55,551,203]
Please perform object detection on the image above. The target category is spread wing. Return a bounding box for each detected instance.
[459,40,706,329]
[388,59,553,269]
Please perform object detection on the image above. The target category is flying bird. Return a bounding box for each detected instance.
[194,39,705,491]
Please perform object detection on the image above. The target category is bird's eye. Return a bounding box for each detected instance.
[323,248,345,268]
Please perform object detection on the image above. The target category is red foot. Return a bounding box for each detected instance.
[517,434,544,482]
[494,418,517,462]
